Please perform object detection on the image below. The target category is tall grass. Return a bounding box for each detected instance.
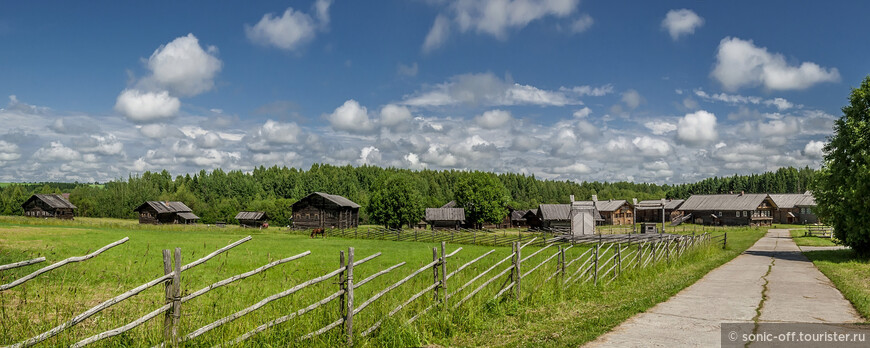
[0,219,764,347]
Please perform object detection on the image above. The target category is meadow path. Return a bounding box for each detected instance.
[584,229,862,347]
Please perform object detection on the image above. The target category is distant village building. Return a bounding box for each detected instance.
[769,193,818,224]
[22,194,76,220]
[537,204,572,229]
[425,207,466,230]
[575,199,633,225]
[636,199,685,223]
[678,193,776,226]
[291,192,360,229]
[522,210,543,229]
[134,201,199,225]
[510,209,532,228]
[235,211,269,228]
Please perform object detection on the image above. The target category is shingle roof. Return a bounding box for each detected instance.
[26,194,77,209]
[769,194,816,208]
[308,192,361,208]
[636,199,684,210]
[679,194,774,211]
[511,209,531,221]
[441,201,456,208]
[235,211,268,221]
[425,208,465,221]
[135,201,193,214]
[538,204,571,221]
[176,212,200,220]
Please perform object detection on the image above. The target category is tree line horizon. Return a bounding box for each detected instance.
[0,164,818,226]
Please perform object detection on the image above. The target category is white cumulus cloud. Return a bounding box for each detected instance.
[474,109,513,129]
[712,37,840,91]
[662,9,704,40]
[326,100,377,133]
[146,33,222,97]
[33,141,81,161]
[804,140,825,158]
[632,136,672,157]
[246,1,331,51]
[115,89,180,123]
[677,110,718,146]
[644,121,677,135]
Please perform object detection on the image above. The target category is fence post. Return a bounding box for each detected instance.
[666,238,670,264]
[432,247,439,301]
[162,250,172,344]
[345,247,355,346]
[559,246,565,283]
[723,233,727,249]
[473,230,476,245]
[617,243,622,277]
[636,243,642,269]
[170,248,182,347]
[440,242,447,306]
[515,242,522,299]
[339,250,346,319]
[593,243,599,286]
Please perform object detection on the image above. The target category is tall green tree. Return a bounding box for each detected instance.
[813,76,870,255]
[366,174,425,228]
[454,172,510,228]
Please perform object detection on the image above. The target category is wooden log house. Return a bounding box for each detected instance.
[235,211,269,228]
[22,194,76,220]
[291,192,360,229]
[678,193,776,226]
[635,199,685,223]
[134,201,199,225]
[424,207,466,230]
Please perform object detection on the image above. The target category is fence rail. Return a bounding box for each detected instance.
[1,238,128,292]
[804,224,833,238]
[1,229,727,347]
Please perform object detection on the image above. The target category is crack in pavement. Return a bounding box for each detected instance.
[747,235,777,348]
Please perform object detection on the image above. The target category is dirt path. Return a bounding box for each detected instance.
[584,229,861,347]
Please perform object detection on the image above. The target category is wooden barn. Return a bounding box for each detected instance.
[678,193,776,226]
[291,192,360,229]
[769,193,818,224]
[510,209,532,228]
[235,211,269,228]
[576,199,633,225]
[425,207,466,230]
[537,204,571,229]
[134,201,199,225]
[22,194,76,220]
[636,199,685,223]
[522,210,543,229]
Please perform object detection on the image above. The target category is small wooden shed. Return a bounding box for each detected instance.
[425,207,466,230]
[235,211,269,228]
[134,201,199,225]
[22,194,76,220]
[291,192,360,229]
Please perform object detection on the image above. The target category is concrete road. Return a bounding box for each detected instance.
[584,229,862,347]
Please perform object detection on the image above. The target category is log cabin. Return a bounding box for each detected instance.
[291,192,360,229]
[678,193,776,226]
[22,194,76,220]
[134,201,199,224]
[635,199,685,223]
[235,211,269,228]
[769,193,818,224]
[425,207,466,230]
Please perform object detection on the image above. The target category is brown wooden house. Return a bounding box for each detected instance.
[582,200,634,225]
[425,207,466,230]
[678,193,776,226]
[636,199,685,223]
[291,192,360,229]
[22,194,76,220]
[769,193,818,224]
[537,204,571,229]
[134,201,199,225]
[510,209,532,227]
[235,211,269,228]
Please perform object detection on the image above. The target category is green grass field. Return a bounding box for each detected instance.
[801,249,870,320]
[788,228,840,247]
[0,217,765,347]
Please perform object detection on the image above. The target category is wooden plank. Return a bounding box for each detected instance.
[180,236,251,272]
[170,248,182,346]
[0,257,45,271]
[0,237,129,292]
[354,262,406,289]
[162,250,172,344]
[345,247,354,346]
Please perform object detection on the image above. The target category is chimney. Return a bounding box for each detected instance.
[570,195,575,202]
[592,195,598,202]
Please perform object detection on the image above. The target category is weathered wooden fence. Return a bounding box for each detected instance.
[804,224,833,238]
[1,230,725,347]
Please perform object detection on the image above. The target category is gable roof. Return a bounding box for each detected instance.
[636,199,685,210]
[769,194,816,208]
[538,204,571,221]
[441,200,457,208]
[235,211,268,221]
[24,194,77,209]
[511,209,531,221]
[425,207,465,221]
[135,201,193,214]
[296,192,361,208]
[679,194,775,211]
[176,212,200,220]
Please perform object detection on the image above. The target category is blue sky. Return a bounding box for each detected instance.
[0,0,866,183]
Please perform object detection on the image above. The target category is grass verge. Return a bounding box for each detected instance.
[801,249,870,321]
[789,228,839,247]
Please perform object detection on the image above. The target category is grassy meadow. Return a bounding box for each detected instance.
[0,217,765,347]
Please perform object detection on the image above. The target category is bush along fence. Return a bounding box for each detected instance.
[0,232,726,347]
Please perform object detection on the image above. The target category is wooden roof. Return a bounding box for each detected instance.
[538,204,571,221]
[295,192,361,208]
[769,193,816,208]
[135,201,193,214]
[235,211,268,220]
[425,207,465,221]
[679,194,776,211]
[24,194,77,209]
[440,200,457,208]
[176,212,200,220]
[511,209,531,221]
[636,199,685,210]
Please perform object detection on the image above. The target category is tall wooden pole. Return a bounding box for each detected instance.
[345,247,355,346]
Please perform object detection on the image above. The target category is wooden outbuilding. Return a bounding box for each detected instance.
[523,210,543,229]
[291,192,360,229]
[636,199,685,223]
[425,207,466,230]
[576,199,634,225]
[537,204,572,229]
[678,193,776,226]
[134,201,199,225]
[235,211,269,228]
[769,193,818,225]
[22,194,76,220]
[510,209,532,227]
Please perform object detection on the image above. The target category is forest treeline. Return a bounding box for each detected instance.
[0,164,817,225]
